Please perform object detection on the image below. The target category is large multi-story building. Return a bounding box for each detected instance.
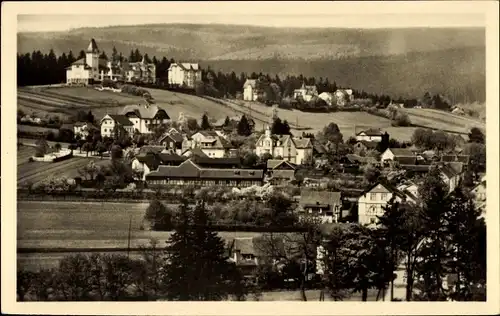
[66,39,156,85]
[167,63,202,88]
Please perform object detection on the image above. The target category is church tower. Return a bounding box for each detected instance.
[86,38,100,81]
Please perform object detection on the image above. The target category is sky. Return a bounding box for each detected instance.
[15,2,486,33]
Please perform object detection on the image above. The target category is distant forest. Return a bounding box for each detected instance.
[17,47,463,110]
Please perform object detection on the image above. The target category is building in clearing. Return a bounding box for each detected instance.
[243,79,260,101]
[167,63,202,88]
[66,39,156,85]
[121,104,170,134]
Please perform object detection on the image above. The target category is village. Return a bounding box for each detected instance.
[16,38,487,302]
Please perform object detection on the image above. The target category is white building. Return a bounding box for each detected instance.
[293,82,318,102]
[243,79,259,101]
[121,104,170,134]
[380,148,417,163]
[334,89,354,107]
[183,130,234,158]
[298,189,342,224]
[100,114,135,138]
[318,92,335,106]
[167,63,202,88]
[355,128,384,142]
[66,39,156,85]
[358,181,416,226]
[255,127,313,165]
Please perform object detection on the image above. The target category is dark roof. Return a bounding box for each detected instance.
[394,156,417,165]
[267,159,296,170]
[137,152,186,170]
[268,169,296,180]
[357,140,379,149]
[441,155,470,164]
[71,58,87,66]
[357,128,383,136]
[191,156,242,168]
[159,132,184,144]
[299,189,341,207]
[60,123,74,131]
[87,38,99,53]
[388,148,416,157]
[182,147,208,158]
[146,159,263,180]
[363,180,406,199]
[439,164,461,179]
[400,164,431,172]
[107,115,133,126]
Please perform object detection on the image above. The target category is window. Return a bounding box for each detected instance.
[370,218,376,224]
[370,193,376,201]
[381,193,387,201]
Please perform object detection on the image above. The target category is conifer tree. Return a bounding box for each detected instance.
[237,115,252,136]
[201,113,211,130]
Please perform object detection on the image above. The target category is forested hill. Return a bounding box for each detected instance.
[17,24,485,102]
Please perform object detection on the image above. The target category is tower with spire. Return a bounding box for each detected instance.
[86,38,100,81]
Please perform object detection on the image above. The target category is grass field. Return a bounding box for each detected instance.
[17,86,483,143]
[17,145,110,186]
[18,124,59,135]
[402,108,485,133]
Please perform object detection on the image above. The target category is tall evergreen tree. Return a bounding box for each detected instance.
[237,115,252,136]
[201,114,211,130]
[415,167,452,301]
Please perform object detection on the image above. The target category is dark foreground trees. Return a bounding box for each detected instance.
[18,199,249,301]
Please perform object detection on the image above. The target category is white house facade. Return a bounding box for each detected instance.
[100,114,135,138]
[356,128,384,142]
[121,104,170,134]
[167,63,202,88]
[358,182,408,226]
[243,79,259,101]
[293,83,318,102]
[255,127,313,165]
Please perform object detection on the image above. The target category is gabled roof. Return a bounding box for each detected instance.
[439,164,461,179]
[356,140,379,149]
[87,39,99,53]
[387,148,416,157]
[362,181,406,199]
[169,62,200,71]
[299,189,341,207]
[357,128,383,137]
[394,156,417,165]
[293,137,313,149]
[71,58,88,67]
[182,147,208,158]
[159,132,184,144]
[192,156,242,168]
[441,155,470,164]
[243,79,258,89]
[121,104,169,120]
[267,159,297,170]
[104,114,134,126]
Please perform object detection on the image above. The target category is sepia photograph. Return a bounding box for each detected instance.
[2,1,499,315]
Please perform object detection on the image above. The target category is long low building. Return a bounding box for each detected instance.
[145,159,264,188]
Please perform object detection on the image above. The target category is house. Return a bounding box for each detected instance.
[396,180,419,204]
[191,156,242,169]
[183,130,235,158]
[334,89,353,107]
[470,180,486,213]
[293,82,318,102]
[181,147,209,158]
[318,92,335,106]
[265,159,297,185]
[131,152,186,180]
[158,129,186,155]
[358,181,416,226]
[353,140,379,154]
[380,148,417,163]
[123,56,156,84]
[344,154,378,165]
[121,104,170,134]
[100,114,134,137]
[243,79,260,101]
[145,159,264,188]
[298,189,342,223]
[355,128,384,142]
[66,39,155,85]
[438,163,463,193]
[167,63,202,88]
[255,127,313,165]
[71,121,97,138]
[441,154,470,166]
[227,237,273,280]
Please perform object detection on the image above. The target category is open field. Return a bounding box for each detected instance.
[18,124,59,135]
[17,149,109,186]
[402,108,485,133]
